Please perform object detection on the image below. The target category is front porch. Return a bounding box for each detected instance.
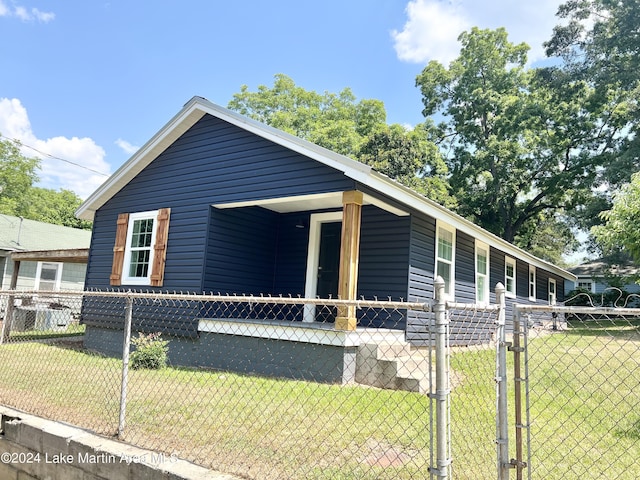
[206,189,411,330]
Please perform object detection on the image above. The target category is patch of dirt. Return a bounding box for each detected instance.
[361,438,419,468]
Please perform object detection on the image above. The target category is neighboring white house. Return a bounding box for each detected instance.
[0,214,91,291]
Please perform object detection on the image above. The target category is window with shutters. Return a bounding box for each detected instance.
[111,208,170,287]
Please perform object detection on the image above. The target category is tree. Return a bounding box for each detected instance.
[18,187,92,230]
[228,74,386,158]
[546,0,640,207]
[229,74,455,206]
[0,136,91,230]
[592,172,640,262]
[358,123,456,208]
[415,27,626,260]
[0,137,40,215]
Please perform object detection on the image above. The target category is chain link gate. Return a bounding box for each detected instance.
[506,293,640,480]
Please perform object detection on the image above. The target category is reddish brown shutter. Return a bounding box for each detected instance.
[110,213,129,286]
[150,208,171,287]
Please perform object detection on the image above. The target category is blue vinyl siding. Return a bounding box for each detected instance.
[454,230,476,304]
[204,206,279,295]
[406,213,436,344]
[85,114,355,293]
[357,206,410,328]
[83,114,355,332]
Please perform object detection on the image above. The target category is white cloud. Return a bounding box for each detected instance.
[115,138,139,155]
[0,1,54,22]
[392,0,470,65]
[0,98,110,199]
[393,0,564,65]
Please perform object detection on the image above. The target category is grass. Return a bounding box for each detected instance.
[0,324,638,479]
[9,323,86,341]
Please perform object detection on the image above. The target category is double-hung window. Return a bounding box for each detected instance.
[435,221,456,298]
[475,241,490,304]
[548,278,557,305]
[505,256,516,297]
[111,208,171,287]
[123,211,158,285]
[529,265,537,301]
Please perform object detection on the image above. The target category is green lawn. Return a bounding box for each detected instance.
[0,325,637,479]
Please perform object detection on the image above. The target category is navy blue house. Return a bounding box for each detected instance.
[76,97,575,383]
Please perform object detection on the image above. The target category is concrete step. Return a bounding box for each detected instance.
[355,341,432,394]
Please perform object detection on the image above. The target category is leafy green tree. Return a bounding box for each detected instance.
[546,0,640,214]
[18,187,92,230]
[358,123,456,208]
[415,27,625,256]
[0,137,40,215]
[592,172,640,262]
[229,74,455,206]
[229,73,386,158]
[0,136,91,230]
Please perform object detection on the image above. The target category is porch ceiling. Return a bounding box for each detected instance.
[213,192,409,216]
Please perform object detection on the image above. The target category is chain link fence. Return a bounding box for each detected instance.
[514,293,640,480]
[0,289,442,480]
[6,287,634,479]
[446,301,502,479]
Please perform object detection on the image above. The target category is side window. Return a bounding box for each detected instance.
[111,208,171,287]
[35,262,62,291]
[123,211,158,285]
[549,278,557,305]
[435,221,456,298]
[475,241,490,304]
[529,265,537,301]
[505,256,516,297]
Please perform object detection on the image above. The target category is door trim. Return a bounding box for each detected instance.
[303,211,342,322]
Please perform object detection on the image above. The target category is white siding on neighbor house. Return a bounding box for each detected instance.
[2,260,86,291]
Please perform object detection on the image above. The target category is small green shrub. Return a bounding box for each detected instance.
[130,332,169,370]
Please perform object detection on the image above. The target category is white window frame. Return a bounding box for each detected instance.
[548,278,557,305]
[578,280,595,293]
[122,210,159,286]
[435,220,456,299]
[35,262,63,291]
[505,256,516,298]
[529,265,537,301]
[475,240,490,304]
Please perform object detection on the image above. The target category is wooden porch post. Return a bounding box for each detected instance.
[1,260,21,343]
[335,190,363,331]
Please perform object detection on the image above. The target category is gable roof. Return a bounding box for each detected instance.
[0,214,91,253]
[570,257,639,278]
[76,96,575,281]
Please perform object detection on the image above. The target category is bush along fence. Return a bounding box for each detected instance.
[0,283,638,479]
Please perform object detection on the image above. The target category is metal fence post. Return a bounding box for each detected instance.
[495,283,509,480]
[118,294,133,437]
[432,276,451,479]
[511,307,526,480]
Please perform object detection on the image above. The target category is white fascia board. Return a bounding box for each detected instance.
[366,172,577,282]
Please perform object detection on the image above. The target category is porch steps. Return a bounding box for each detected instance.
[355,342,431,394]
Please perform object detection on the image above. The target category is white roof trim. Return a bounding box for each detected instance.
[213,192,409,217]
[76,96,575,281]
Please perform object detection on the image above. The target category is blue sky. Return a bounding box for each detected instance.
[0,0,564,199]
